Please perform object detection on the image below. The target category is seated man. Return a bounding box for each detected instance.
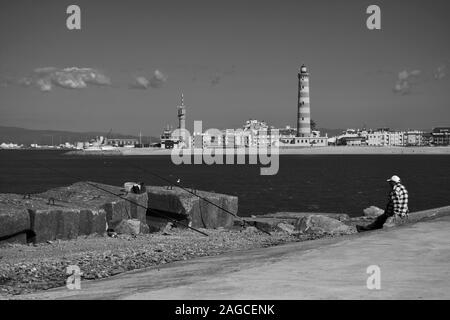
[357,175,409,232]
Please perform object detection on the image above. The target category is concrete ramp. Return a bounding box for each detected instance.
[20,215,450,300]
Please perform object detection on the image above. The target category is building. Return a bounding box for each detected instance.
[404,130,426,146]
[367,129,405,147]
[159,94,188,149]
[297,64,311,137]
[279,65,327,147]
[335,129,368,146]
[177,93,186,141]
[105,138,138,147]
[430,127,450,146]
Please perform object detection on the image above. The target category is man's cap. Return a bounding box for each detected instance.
[387,175,401,183]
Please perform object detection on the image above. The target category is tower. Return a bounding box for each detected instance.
[297,64,311,137]
[177,93,186,131]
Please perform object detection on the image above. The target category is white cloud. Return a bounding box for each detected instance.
[149,69,168,88]
[393,69,421,95]
[434,64,447,80]
[20,67,111,91]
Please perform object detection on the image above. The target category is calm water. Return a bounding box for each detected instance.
[0,150,449,217]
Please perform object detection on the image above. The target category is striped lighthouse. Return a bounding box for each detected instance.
[297,64,311,137]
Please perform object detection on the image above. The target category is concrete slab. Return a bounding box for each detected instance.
[146,186,238,229]
[20,215,450,300]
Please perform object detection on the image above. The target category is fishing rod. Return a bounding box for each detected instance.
[32,162,209,237]
[128,162,273,236]
[98,140,265,235]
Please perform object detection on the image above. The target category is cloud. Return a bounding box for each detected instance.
[393,69,421,95]
[149,70,168,88]
[18,67,111,92]
[130,76,150,89]
[129,70,168,89]
[434,64,447,80]
[36,78,52,92]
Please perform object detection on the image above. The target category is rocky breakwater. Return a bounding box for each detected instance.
[240,212,355,236]
[37,182,149,236]
[0,193,106,245]
[1,182,241,245]
[145,186,238,231]
[0,181,150,245]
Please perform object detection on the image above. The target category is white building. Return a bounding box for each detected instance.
[405,130,426,146]
[367,129,405,146]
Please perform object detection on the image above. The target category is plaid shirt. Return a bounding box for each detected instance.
[386,183,409,217]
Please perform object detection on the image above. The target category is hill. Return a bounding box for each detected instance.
[0,126,158,146]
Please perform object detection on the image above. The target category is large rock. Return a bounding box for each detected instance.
[295,215,354,235]
[114,219,149,235]
[363,206,384,218]
[0,191,107,243]
[38,182,147,233]
[146,186,238,229]
[78,209,107,236]
[103,193,148,230]
[30,208,80,242]
[261,212,350,222]
[235,217,297,233]
[0,195,31,244]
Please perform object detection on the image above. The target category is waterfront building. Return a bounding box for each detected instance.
[405,130,426,146]
[367,129,405,146]
[430,127,450,146]
[105,138,138,147]
[335,129,368,146]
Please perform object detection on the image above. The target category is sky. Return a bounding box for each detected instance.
[0,0,449,136]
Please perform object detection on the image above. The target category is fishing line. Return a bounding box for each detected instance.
[128,162,273,236]
[32,161,209,237]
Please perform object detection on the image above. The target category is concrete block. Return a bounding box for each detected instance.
[146,186,238,229]
[126,192,148,224]
[115,219,141,235]
[0,199,31,241]
[0,233,27,245]
[78,209,107,236]
[101,192,148,230]
[30,209,80,243]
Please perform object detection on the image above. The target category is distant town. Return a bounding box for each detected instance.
[1,65,449,150]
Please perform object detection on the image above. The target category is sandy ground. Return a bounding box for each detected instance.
[19,216,450,300]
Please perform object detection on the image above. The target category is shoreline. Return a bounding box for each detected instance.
[63,146,450,156]
[2,205,449,298]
